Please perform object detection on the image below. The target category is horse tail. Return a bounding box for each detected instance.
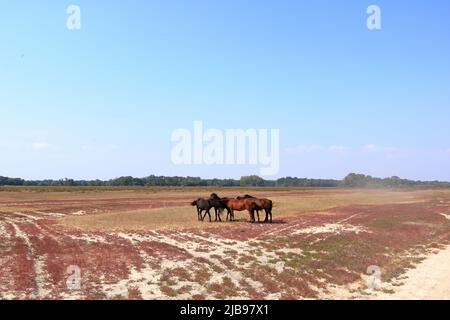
[191,200,197,206]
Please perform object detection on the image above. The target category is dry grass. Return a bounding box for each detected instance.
[270,189,425,217]
[0,187,312,213]
[1,187,445,233]
[56,188,438,232]
[62,206,206,231]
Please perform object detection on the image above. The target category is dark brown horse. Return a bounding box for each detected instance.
[208,196,230,222]
[191,196,231,222]
[237,195,273,223]
[214,195,258,222]
[190,198,213,221]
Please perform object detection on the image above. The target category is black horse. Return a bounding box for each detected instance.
[191,198,213,222]
[209,193,232,221]
[191,196,230,222]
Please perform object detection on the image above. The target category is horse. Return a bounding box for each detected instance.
[207,195,230,222]
[190,198,214,222]
[213,194,258,222]
[237,195,273,223]
[191,196,230,222]
[209,193,235,221]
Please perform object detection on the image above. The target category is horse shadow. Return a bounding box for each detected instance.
[231,218,288,225]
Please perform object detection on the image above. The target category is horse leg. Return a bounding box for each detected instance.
[204,209,211,222]
[257,210,260,223]
[200,209,206,222]
[197,208,202,221]
[216,208,221,222]
[263,209,269,223]
[249,210,255,223]
[264,210,272,223]
[228,209,234,222]
[215,208,222,222]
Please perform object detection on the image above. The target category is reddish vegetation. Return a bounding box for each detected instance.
[1,190,450,299]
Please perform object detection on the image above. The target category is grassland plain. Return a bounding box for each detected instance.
[1,187,450,299]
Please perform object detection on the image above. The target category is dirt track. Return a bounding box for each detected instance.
[376,241,450,299]
[1,188,450,299]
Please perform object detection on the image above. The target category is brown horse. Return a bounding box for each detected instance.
[210,193,257,222]
[237,195,273,223]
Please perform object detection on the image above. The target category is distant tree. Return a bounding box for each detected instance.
[342,173,370,187]
[240,175,265,187]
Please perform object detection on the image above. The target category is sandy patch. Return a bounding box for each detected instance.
[0,221,11,239]
[70,210,86,216]
[67,234,110,244]
[293,223,370,236]
[34,211,66,217]
[376,244,450,299]
[440,213,450,220]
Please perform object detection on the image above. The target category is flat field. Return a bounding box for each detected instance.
[1,187,450,299]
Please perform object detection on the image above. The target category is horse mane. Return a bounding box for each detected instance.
[237,194,255,199]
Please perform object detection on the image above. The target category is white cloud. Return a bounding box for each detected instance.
[362,144,377,152]
[328,145,349,152]
[285,145,324,154]
[286,144,407,156]
[362,144,398,153]
[32,142,53,150]
[103,144,118,151]
[81,144,119,152]
[286,145,350,154]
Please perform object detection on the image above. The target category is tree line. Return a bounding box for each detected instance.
[341,173,450,188]
[1,173,449,188]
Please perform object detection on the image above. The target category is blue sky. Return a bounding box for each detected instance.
[1,1,450,180]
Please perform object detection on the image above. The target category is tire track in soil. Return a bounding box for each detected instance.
[3,213,85,299]
[4,217,49,299]
[0,218,19,299]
